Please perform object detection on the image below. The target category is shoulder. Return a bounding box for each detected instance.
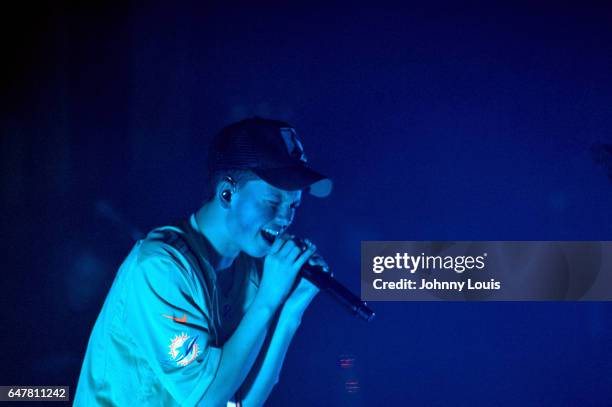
[132,225,197,287]
[139,225,191,262]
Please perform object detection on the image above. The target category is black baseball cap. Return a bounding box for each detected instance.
[208,117,333,198]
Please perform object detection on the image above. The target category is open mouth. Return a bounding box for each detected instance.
[260,227,280,245]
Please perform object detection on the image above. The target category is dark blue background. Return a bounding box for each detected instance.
[2,2,612,406]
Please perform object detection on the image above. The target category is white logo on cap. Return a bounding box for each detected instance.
[280,127,307,162]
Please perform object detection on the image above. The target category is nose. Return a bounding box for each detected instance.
[275,206,294,228]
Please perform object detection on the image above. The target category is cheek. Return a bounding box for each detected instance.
[229,202,275,235]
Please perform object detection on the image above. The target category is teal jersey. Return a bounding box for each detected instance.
[75,215,260,406]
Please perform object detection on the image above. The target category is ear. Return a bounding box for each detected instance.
[216,178,236,208]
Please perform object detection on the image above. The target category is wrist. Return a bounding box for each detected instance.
[278,302,305,331]
[282,286,318,315]
[278,313,302,334]
[251,292,282,317]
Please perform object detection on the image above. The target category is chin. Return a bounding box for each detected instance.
[242,244,269,258]
[241,233,275,258]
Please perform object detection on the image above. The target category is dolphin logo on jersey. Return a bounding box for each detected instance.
[168,332,200,367]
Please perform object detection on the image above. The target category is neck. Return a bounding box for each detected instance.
[194,202,239,270]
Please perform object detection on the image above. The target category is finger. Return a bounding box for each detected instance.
[269,234,289,254]
[287,245,303,262]
[302,238,315,251]
[280,241,302,263]
[295,238,314,257]
[278,237,297,257]
[293,245,317,271]
[270,234,293,256]
[308,254,330,272]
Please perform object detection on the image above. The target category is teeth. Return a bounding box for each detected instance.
[261,228,280,244]
[262,228,280,236]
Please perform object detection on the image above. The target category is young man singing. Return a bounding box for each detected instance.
[75,118,333,406]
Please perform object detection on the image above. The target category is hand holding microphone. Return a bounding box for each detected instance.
[258,234,316,309]
[281,238,330,314]
[269,236,375,322]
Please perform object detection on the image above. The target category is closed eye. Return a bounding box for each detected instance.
[265,199,300,210]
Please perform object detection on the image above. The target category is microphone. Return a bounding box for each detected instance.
[295,239,375,322]
[244,227,376,321]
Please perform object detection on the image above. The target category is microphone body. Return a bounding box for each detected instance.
[300,263,375,322]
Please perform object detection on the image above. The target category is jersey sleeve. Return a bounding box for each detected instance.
[120,239,222,407]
